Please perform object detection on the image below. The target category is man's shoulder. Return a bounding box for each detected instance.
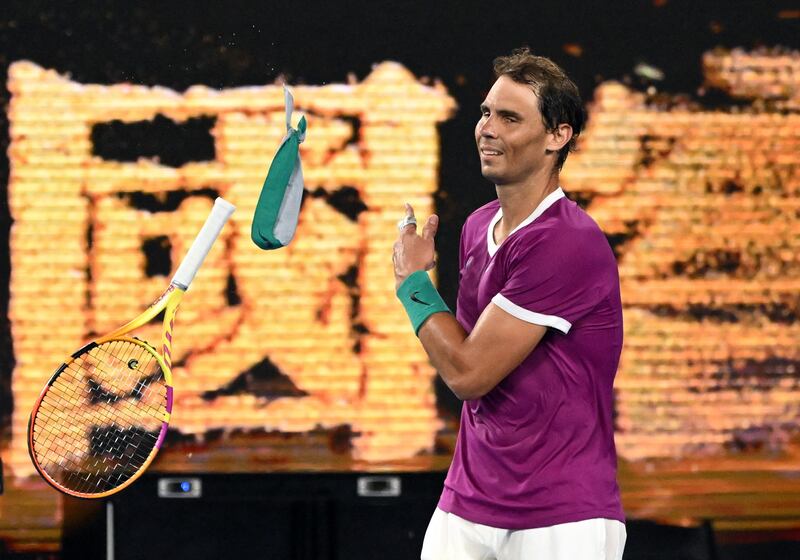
[469,198,500,220]
[463,199,500,231]
[537,197,606,241]
[511,199,612,260]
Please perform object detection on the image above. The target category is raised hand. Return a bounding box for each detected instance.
[392,203,438,289]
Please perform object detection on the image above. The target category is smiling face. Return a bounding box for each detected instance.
[475,75,558,186]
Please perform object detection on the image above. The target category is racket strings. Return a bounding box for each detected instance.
[31,339,169,494]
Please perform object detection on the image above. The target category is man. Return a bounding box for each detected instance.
[392,48,626,560]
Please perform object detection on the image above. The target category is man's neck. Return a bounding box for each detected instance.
[494,170,560,242]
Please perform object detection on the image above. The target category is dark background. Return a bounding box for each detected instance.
[1,0,798,433]
[1,2,800,557]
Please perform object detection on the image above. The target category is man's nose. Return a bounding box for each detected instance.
[478,118,497,138]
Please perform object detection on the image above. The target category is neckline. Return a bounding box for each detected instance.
[486,187,565,256]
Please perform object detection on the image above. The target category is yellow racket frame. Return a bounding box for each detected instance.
[28,287,184,498]
[28,196,233,498]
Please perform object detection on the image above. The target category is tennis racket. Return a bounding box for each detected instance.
[28,197,236,498]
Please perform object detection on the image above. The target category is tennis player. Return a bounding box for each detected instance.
[392,48,626,559]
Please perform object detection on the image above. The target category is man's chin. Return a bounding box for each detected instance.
[480,166,503,183]
[481,170,507,185]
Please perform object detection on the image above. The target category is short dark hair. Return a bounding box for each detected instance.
[493,48,585,170]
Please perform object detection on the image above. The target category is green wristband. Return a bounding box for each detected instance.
[396,270,452,336]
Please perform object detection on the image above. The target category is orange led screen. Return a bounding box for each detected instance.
[3,47,800,479]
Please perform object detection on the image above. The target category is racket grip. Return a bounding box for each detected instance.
[171,197,236,289]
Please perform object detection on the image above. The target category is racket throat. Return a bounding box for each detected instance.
[160,295,183,370]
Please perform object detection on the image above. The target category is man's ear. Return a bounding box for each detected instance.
[545,123,573,153]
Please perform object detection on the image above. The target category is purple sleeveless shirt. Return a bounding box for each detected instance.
[438,188,625,529]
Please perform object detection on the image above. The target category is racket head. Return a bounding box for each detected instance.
[28,336,174,498]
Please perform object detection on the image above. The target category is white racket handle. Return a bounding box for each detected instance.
[171,197,236,290]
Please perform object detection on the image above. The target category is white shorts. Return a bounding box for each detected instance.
[421,508,626,560]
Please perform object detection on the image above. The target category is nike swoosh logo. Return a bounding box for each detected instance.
[410,292,430,305]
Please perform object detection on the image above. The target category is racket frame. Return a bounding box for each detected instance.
[27,197,234,498]
[27,287,184,498]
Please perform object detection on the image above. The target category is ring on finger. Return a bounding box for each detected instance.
[397,215,417,232]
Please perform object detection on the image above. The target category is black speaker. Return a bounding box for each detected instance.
[92,472,446,560]
[108,475,299,560]
[330,474,442,560]
[112,497,297,559]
